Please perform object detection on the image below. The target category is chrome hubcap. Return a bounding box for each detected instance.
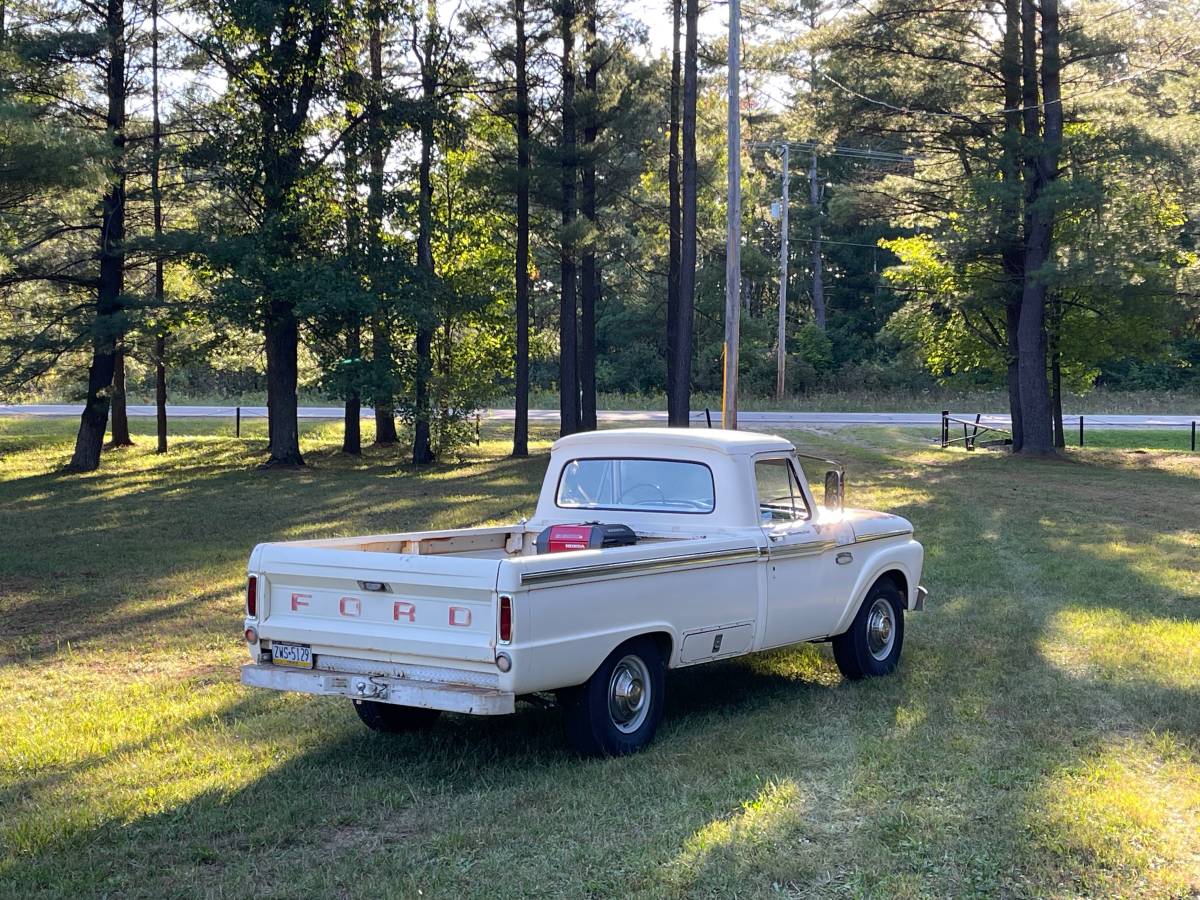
[608,655,651,733]
[866,598,896,661]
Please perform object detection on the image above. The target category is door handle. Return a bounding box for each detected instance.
[769,534,784,543]
[836,551,853,565]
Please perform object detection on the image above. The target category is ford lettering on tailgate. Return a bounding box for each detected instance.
[280,589,479,629]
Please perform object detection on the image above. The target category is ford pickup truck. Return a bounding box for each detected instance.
[240,428,926,756]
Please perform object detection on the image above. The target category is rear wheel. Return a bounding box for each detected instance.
[352,699,441,733]
[832,579,905,680]
[562,637,665,757]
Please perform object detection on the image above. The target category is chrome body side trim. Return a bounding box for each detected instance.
[850,528,913,545]
[764,540,838,560]
[519,546,762,586]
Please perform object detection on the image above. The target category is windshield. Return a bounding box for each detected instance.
[556,458,715,514]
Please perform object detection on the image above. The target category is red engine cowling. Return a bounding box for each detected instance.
[535,523,638,554]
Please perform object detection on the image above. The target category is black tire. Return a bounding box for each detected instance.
[352,699,441,733]
[562,637,666,757]
[832,579,905,680]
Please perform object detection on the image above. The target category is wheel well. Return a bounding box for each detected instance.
[876,570,910,608]
[642,631,674,664]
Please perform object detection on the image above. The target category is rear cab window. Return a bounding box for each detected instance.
[755,457,811,523]
[556,458,715,514]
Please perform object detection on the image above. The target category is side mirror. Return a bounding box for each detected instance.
[824,470,845,512]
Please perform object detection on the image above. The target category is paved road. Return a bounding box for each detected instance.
[1,404,1195,429]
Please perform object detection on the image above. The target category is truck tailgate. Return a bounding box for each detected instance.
[254,544,501,664]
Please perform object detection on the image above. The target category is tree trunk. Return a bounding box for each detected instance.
[669,0,698,428]
[343,99,363,456]
[665,0,681,418]
[512,0,530,458]
[68,0,125,473]
[1015,0,1059,456]
[1000,0,1023,452]
[368,1,398,446]
[412,11,437,465]
[261,157,305,469]
[151,0,166,454]
[578,0,599,432]
[558,0,579,437]
[1050,295,1065,448]
[264,298,304,466]
[370,324,397,443]
[343,360,362,455]
[257,56,322,469]
[108,346,133,446]
[1005,301,1023,450]
[154,334,167,453]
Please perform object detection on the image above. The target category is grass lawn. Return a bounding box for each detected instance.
[1,416,1198,898]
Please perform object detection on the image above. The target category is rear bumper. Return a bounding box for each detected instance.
[240,663,515,715]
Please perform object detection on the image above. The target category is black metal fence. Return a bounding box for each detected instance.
[940,410,1199,452]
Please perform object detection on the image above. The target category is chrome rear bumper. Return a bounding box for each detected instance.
[240,663,515,715]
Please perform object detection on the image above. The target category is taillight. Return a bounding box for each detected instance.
[499,595,512,644]
[246,576,257,617]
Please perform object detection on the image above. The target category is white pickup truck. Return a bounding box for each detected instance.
[240,428,926,756]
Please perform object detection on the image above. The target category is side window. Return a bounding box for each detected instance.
[755,458,810,523]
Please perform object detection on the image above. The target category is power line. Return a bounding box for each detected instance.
[791,236,885,249]
[745,139,917,162]
[820,40,1200,122]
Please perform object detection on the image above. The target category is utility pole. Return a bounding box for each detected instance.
[722,0,741,429]
[775,143,789,400]
[809,148,826,329]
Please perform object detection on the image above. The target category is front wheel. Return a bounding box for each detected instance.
[561,637,666,757]
[832,580,905,680]
[352,699,441,733]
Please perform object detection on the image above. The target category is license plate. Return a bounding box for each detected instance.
[271,642,313,669]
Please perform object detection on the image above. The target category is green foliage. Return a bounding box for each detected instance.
[4,0,1200,418]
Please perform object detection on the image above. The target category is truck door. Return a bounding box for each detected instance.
[756,455,840,646]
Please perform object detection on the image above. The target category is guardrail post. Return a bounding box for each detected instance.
[1079,415,1084,447]
[475,413,481,444]
[236,406,241,438]
[705,408,713,429]
[941,410,949,448]
[1192,420,1196,452]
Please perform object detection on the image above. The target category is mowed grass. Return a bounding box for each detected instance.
[1,416,1198,899]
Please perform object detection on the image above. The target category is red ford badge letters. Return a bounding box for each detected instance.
[289,591,471,626]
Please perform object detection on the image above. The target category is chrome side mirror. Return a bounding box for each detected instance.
[824,470,844,512]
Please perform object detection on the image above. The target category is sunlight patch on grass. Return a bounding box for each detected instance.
[743,644,840,685]
[1031,734,1200,897]
[1040,607,1200,691]
[663,779,813,891]
[1043,524,1200,602]
[0,676,294,862]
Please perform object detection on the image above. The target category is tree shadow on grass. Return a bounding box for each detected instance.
[0,442,550,659]
[3,440,1200,897]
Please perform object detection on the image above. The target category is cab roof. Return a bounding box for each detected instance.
[550,427,794,457]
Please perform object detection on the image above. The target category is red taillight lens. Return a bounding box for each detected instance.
[246,576,257,617]
[499,595,512,643]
